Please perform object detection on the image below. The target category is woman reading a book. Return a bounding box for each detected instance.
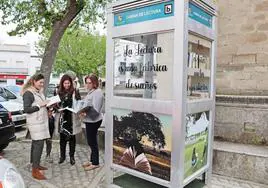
[57,74,81,165]
[81,74,104,171]
[22,73,50,180]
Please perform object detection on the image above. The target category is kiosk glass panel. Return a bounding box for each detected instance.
[187,34,211,100]
[113,32,174,100]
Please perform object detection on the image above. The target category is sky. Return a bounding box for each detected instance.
[0,14,106,56]
[0,23,40,55]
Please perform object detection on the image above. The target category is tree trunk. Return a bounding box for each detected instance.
[40,1,84,94]
[40,21,65,94]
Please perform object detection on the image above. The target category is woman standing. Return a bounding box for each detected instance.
[22,73,50,180]
[82,74,104,171]
[57,74,81,165]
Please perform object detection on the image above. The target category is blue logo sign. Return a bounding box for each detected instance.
[114,1,174,27]
[189,2,212,28]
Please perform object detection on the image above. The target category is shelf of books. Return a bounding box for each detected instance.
[187,34,212,100]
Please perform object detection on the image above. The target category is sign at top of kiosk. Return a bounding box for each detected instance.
[114,0,174,26]
[189,2,212,28]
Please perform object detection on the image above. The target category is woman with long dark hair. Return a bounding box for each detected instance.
[57,74,81,165]
[22,73,50,180]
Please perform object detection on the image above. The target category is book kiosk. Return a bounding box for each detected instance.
[105,0,217,187]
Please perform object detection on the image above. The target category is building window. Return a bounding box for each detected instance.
[16,61,24,64]
[0,60,7,64]
[0,80,7,86]
[16,79,24,85]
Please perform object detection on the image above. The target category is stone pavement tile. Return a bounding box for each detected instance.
[2,140,268,188]
[99,173,268,188]
[2,140,105,188]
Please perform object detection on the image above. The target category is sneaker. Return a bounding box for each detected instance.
[82,162,92,168]
[84,164,100,171]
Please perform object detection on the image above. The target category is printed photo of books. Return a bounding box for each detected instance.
[112,109,172,181]
[119,146,152,175]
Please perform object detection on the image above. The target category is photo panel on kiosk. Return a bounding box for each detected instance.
[112,108,172,181]
[184,111,210,179]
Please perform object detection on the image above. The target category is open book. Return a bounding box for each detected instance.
[58,100,92,114]
[46,95,61,107]
[119,147,152,175]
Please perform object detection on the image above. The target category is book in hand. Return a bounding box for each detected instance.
[119,147,152,175]
[58,106,91,114]
[46,95,61,107]
[58,101,92,114]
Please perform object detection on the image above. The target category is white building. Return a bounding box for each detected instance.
[29,55,41,76]
[0,43,31,86]
[0,41,75,87]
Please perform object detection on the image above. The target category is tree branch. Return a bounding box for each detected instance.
[38,0,47,14]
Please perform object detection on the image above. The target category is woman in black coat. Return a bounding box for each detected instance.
[57,74,81,165]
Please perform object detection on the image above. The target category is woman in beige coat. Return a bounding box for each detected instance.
[22,73,50,180]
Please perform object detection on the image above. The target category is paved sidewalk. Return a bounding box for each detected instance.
[1,140,268,188]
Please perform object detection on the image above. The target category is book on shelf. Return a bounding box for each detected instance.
[119,146,152,175]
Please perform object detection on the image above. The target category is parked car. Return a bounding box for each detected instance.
[0,157,25,188]
[0,96,26,128]
[4,85,22,97]
[0,102,15,152]
[0,86,22,104]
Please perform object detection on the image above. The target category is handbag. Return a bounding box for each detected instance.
[60,127,71,140]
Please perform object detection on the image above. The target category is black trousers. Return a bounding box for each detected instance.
[59,133,76,159]
[46,138,52,157]
[30,139,45,168]
[85,120,102,165]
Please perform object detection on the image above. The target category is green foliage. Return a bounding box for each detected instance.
[0,0,111,90]
[0,0,110,36]
[53,29,106,80]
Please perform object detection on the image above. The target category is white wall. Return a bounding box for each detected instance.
[0,44,30,70]
[0,43,30,85]
[29,56,42,77]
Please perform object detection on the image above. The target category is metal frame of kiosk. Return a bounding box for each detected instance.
[105,0,217,187]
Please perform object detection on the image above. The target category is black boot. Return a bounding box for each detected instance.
[59,133,67,164]
[69,135,76,165]
[70,157,75,165]
[58,157,65,164]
